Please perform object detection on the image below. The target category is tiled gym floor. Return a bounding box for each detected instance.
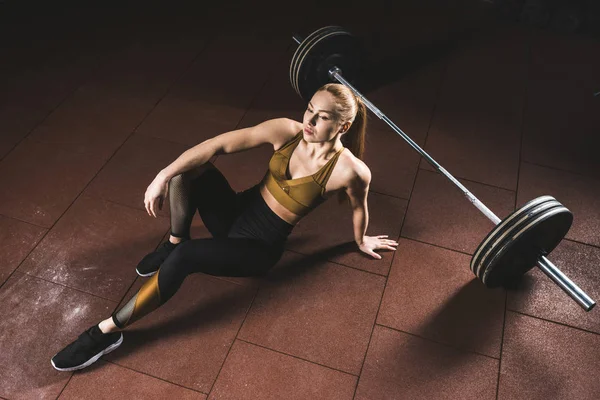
[1,1,599,399]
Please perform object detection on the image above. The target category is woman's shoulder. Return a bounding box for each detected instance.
[265,118,302,150]
[338,149,371,187]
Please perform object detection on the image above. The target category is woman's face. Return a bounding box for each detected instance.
[302,91,349,143]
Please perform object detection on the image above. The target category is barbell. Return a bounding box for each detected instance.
[290,26,595,311]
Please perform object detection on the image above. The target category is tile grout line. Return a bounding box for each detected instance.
[281,247,393,277]
[54,372,75,400]
[207,287,261,397]
[507,309,600,337]
[520,159,600,183]
[374,322,501,361]
[0,213,50,229]
[351,45,451,400]
[236,337,360,376]
[496,25,535,400]
[101,360,209,396]
[19,271,120,304]
[418,166,517,194]
[206,39,297,399]
[396,236,474,256]
[496,292,508,400]
[0,58,96,165]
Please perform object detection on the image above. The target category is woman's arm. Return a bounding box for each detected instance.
[346,163,371,246]
[345,162,398,259]
[157,118,298,182]
[144,118,298,217]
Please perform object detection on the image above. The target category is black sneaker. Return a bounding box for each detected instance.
[51,325,123,371]
[135,240,180,277]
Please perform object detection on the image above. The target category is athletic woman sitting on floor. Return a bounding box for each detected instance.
[51,83,399,371]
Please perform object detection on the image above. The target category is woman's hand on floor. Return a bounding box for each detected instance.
[358,235,398,259]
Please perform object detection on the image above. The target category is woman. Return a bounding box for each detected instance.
[51,83,398,371]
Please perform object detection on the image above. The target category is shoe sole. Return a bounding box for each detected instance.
[51,333,123,372]
[136,268,157,277]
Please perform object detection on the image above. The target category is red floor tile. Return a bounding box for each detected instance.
[0,103,53,160]
[364,127,423,200]
[136,96,241,147]
[0,215,47,286]
[235,48,306,129]
[420,27,528,190]
[137,33,289,146]
[507,239,600,333]
[402,169,515,254]
[363,60,443,199]
[521,30,600,178]
[517,162,600,248]
[378,239,505,358]
[498,312,600,399]
[0,137,114,227]
[18,195,169,301]
[0,272,116,400]
[59,360,206,400]
[239,251,386,375]
[210,340,357,400]
[84,133,189,216]
[355,325,499,400]
[0,54,97,160]
[82,36,206,102]
[28,84,153,147]
[104,274,257,394]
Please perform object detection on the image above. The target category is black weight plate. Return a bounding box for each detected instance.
[481,204,573,287]
[471,195,556,278]
[295,29,361,100]
[290,26,341,95]
[291,26,340,92]
[477,199,564,281]
[295,28,358,99]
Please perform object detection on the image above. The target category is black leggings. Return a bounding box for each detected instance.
[112,163,294,328]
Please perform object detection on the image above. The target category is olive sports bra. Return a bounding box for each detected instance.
[262,132,344,217]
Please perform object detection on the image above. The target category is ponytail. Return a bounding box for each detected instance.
[337,98,367,205]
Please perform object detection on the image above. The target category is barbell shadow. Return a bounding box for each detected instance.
[356,24,486,94]
[412,279,504,359]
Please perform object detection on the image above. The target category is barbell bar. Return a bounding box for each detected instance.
[290,26,595,311]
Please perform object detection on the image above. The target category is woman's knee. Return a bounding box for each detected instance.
[169,162,217,188]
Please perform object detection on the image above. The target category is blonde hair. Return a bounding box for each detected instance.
[317,83,368,204]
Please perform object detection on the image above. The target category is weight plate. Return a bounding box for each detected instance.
[294,28,361,100]
[290,26,341,96]
[480,203,572,287]
[476,199,562,280]
[471,195,556,278]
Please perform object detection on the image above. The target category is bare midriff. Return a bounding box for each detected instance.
[259,183,303,226]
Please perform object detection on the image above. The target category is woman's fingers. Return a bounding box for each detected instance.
[150,198,158,218]
[368,250,382,259]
